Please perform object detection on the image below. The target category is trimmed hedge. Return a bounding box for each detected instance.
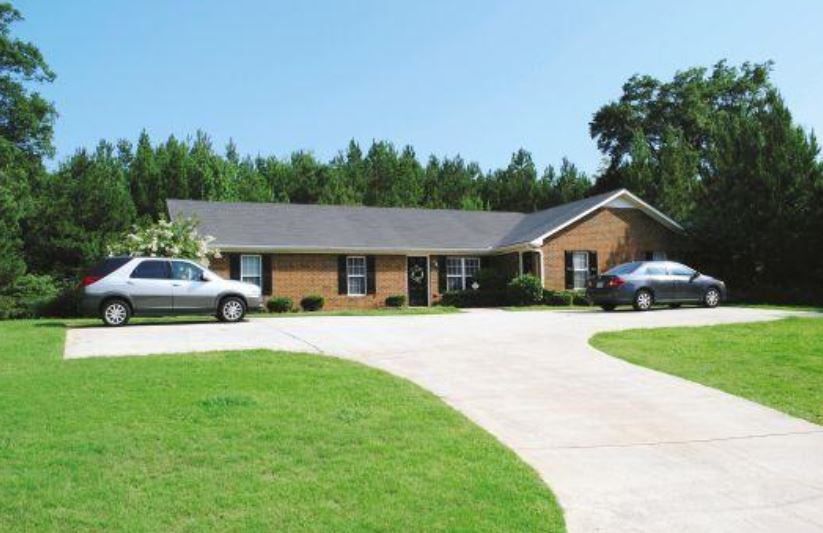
[542,290,590,306]
[385,295,406,307]
[267,297,293,313]
[300,295,325,312]
[507,275,544,306]
[440,289,507,308]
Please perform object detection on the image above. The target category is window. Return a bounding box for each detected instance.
[131,260,170,280]
[605,262,642,276]
[643,264,666,276]
[241,255,262,287]
[652,251,667,261]
[668,262,695,277]
[346,256,366,296]
[572,251,589,289]
[172,261,204,281]
[446,257,480,291]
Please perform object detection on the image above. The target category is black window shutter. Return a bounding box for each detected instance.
[337,256,347,294]
[262,254,273,294]
[564,251,573,289]
[588,251,598,277]
[438,256,448,292]
[229,254,240,281]
[366,256,376,294]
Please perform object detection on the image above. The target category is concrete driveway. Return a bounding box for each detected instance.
[65,307,823,532]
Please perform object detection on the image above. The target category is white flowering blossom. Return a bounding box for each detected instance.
[108,217,221,262]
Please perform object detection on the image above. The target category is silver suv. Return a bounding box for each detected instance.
[80,257,263,326]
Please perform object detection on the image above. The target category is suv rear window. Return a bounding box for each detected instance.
[131,260,170,279]
[88,257,133,278]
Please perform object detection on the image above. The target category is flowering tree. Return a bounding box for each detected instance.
[108,217,220,264]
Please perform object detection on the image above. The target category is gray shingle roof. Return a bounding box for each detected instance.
[167,189,679,253]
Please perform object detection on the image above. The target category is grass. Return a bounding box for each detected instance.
[590,317,823,425]
[732,303,823,313]
[0,319,563,531]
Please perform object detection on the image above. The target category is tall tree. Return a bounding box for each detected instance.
[696,92,823,286]
[25,142,136,278]
[0,3,56,288]
[590,60,773,220]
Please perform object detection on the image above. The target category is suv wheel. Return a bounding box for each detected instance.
[218,296,246,322]
[101,298,131,327]
[633,289,653,311]
[703,287,721,308]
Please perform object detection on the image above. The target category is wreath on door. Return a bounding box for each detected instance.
[409,264,425,285]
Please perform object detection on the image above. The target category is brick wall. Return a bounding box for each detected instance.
[271,254,406,310]
[541,208,685,290]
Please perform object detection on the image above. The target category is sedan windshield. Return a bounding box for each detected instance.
[605,262,642,275]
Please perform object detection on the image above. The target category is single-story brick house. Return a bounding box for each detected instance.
[167,189,685,309]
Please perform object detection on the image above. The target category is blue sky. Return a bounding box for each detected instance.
[17,0,823,175]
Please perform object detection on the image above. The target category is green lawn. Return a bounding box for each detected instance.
[732,303,823,313]
[590,317,823,424]
[0,320,563,531]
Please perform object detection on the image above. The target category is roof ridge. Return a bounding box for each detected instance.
[166,198,527,217]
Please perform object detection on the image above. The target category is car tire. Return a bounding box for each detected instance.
[600,304,617,312]
[633,289,653,311]
[668,303,682,309]
[101,298,131,327]
[218,296,246,322]
[703,287,721,308]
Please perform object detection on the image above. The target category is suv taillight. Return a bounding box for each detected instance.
[607,276,625,288]
[80,275,102,287]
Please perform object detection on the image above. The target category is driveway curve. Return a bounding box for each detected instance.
[65,307,823,532]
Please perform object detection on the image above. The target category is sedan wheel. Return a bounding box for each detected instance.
[704,287,721,308]
[219,297,246,322]
[633,290,653,311]
[102,299,130,327]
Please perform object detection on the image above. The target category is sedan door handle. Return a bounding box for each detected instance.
[172,283,181,287]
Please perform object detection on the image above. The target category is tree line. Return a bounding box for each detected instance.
[1,1,822,306]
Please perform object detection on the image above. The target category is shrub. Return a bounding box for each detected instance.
[385,295,406,307]
[572,292,591,306]
[543,290,574,306]
[0,274,65,319]
[506,274,544,306]
[440,289,507,308]
[267,296,293,313]
[300,295,325,312]
[38,288,82,317]
[108,217,220,263]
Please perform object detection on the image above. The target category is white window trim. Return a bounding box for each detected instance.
[571,251,589,290]
[446,256,480,291]
[346,256,367,296]
[240,254,263,288]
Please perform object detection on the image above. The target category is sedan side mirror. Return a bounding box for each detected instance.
[201,272,213,282]
[690,272,700,281]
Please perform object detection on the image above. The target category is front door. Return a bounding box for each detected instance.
[407,257,429,306]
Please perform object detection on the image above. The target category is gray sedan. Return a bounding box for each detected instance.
[586,261,726,311]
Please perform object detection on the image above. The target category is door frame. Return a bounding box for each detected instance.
[406,255,430,307]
